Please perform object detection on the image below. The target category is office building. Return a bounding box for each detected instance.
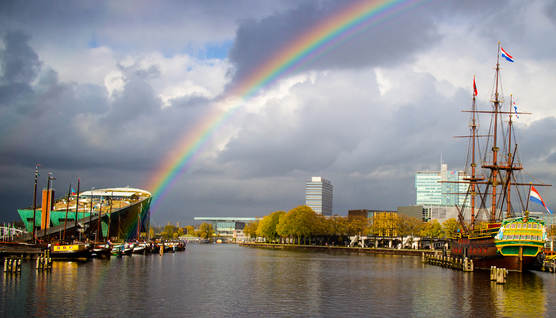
[415,164,468,206]
[305,177,333,216]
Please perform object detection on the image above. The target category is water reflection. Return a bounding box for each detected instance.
[491,272,545,317]
[1,246,556,317]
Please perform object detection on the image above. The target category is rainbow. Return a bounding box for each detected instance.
[146,0,424,211]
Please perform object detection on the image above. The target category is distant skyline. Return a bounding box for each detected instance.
[1,0,556,225]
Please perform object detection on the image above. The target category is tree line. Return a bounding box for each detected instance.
[242,205,462,245]
[151,222,214,240]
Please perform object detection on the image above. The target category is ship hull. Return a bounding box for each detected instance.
[451,237,539,272]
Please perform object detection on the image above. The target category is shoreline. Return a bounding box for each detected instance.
[238,242,435,256]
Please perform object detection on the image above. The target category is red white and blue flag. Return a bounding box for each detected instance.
[530,186,552,214]
[501,47,514,62]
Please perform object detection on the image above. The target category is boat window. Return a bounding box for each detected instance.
[532,223,538,229]
[528,223,532,229]
[526,235,531,240]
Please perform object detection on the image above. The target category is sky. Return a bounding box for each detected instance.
[1,0,556,225]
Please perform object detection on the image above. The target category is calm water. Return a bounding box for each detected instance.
[2,244,556,317]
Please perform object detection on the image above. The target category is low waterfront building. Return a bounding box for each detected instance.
[193,217,258,237]
[372,211,399,237]
[397,205,426,221]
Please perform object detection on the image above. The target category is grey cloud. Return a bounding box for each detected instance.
[0,0,301,55]
[0,31,41,84]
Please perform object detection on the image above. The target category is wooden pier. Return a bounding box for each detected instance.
[422,252,474,272]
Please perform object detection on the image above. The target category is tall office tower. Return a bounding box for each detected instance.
[415,164,468,206]
[305,177,333,216]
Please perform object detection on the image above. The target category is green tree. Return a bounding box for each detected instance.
[257,211,286,242]
[196,222,214,239]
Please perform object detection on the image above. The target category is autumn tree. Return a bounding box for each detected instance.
[441,218,461,238]
[347,216,369,236]
[243,220,259,239]
[420,220,442,238]
[277,205,318,244]
[257,211,286,242]
[196,222,214,239]
[397,215,424,237]
[185,225,195,236]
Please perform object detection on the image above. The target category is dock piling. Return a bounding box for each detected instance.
[496,268,507,284]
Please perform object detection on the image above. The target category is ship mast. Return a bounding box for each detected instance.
[490,42,502,222]
[470,81,478,228]
[506,94,513,218]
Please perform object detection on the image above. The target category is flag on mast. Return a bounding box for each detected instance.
[473,76,478,96]
[530,186,552,214]
[513,101,519,119]
[501,46,514,62]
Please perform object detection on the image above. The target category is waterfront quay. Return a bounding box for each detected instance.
[240,242,433,257]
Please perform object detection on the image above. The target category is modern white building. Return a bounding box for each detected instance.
[305,177,333,216]
[415,164,468,206]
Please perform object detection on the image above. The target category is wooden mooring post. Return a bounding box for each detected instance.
[4,256,23,273]
[489,266,507,284]
[35,250,52,271]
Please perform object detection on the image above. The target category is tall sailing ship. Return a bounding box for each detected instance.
[450,43,551,272]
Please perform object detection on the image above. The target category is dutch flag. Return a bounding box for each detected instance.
[501,47,514,62]
[530,186,552,214]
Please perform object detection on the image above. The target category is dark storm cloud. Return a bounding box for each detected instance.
[228,0,440,83]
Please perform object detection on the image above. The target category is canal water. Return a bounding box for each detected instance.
[2,244,556,317]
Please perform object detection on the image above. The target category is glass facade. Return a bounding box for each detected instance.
[415,164,468,206]
[305,177,333,216]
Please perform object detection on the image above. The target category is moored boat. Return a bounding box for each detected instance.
[50,243,91,261]
[132,243,147,254]
[91,244,112,258]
